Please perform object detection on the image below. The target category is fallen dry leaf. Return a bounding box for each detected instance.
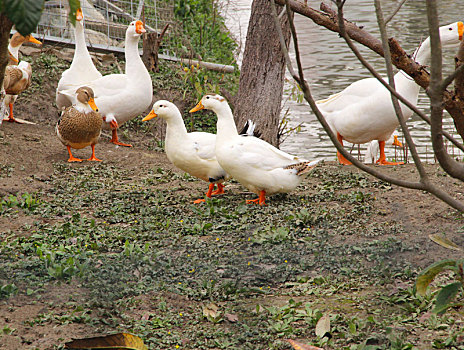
[315,314,331,338]
[202,303,219,319]
[429,234,461,251]
[65,332,147,350]
[287,339,324,350]
[225,313,239,322]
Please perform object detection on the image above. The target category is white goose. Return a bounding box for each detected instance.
[61,20,153,147]
[190,94,320,206]
[56,8,102,110]
[143,100,228,203]
[317,21,464,165]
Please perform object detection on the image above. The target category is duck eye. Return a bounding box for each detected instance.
[449,27,453,31]
[206,96,210,99]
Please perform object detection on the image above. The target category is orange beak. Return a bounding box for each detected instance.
[142,110,157,121]
[8,51,18,64]
[458,22,464,41]
[392,135,403,148]
[135,21,146,34]
[76,8,83,21]
[27,35,42,45]
[88,98,99,112]
[189,101,204,113]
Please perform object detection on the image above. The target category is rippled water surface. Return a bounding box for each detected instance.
[220,0,464,162]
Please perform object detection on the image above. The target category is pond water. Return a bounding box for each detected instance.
[220,0,464,162]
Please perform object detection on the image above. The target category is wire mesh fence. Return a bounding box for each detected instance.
[37,0,174,50]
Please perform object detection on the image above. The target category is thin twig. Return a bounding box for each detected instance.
[373,0,428,179]
[385,0,408,25]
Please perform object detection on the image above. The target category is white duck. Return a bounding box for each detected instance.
[2,32,41,123]
[61,20,153,147]
[364,134,403,164]
[143,100,228,203]
[317,21,464,165]
[190,94,321,206]
[56,7,102,110]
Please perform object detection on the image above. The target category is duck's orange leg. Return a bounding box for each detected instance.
[4,103,23,124]
[211,183,225,196]
[336,132,352,165]
[110,129,132,147]
[376,141,404,165]
[193,183,215,204]
[246,190,266,206]
[87,144,102,162]
[67,146,83,162]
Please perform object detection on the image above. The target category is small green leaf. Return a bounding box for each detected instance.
[3,0,45,36]
[415,259,456,296]
[433,282,462,314]
[68,0,81,26]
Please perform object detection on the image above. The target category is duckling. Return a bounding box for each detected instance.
[56,86,102,162]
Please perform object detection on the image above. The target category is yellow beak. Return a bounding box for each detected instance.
[459,22,464,41]
[27,35,42,45]
[392,135,403,148]
[142,110,157,121]
[189,101,204,113]
[88,98,99,112]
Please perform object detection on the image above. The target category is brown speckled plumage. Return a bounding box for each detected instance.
[3,65,31,95]
[56,107,102,149]
[284,161,318,176]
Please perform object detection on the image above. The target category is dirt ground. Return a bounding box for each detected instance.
[1,50,464,349]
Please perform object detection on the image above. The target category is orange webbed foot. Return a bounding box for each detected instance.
[246,190,266,206]
[111,139,133,147]
[376,159,404,165]
[67,156,83,162]
[193,198,206,204]
[337,151,352,165]
[87,156,102,162]
[211,183,225,196]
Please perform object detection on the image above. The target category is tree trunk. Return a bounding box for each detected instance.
[233,0,292,147]
[142,24,169,73]
[0,14,13,92]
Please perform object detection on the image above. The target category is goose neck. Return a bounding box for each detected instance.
[165,114,188,139]
[124,34,145,77]
[214,104,238,138]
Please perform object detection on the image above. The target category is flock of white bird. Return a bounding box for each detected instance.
[2,7,463,205]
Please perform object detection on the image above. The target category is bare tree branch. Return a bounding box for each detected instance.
[269,0,464,141]
[426,0,464,182]
[274,0,464,211]
[373,0,427,179]
[274,0,427,189]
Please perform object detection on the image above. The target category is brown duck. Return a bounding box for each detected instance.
[1,61,32,124]
[56,86,102,162]
[2,32,41,123]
